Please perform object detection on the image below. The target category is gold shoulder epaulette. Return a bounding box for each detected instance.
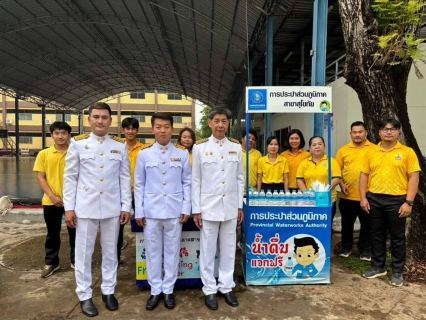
[74,133,89,141]
[174,143,186,151]
[229,137,240,144]
[141,143,153,150]
[196,138,209,145]
[110,136,125,143]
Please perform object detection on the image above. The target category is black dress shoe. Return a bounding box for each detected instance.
[80,298,98,317]
[146,294,161,310]
[222,291,238,307]
[204,294,218,310]
[163,293,175,309]
[102,294,118,311]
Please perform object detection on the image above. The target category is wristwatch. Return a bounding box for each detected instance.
[405,200,414,206]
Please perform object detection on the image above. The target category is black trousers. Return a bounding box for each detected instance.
[338,198,371,253]
[367,192,406,273]
[44,205,76,265]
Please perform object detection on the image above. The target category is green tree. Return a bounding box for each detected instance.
[195,106,212,140]
[338,0,426,260]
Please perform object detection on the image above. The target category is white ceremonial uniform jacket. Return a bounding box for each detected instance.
[192,135,244,221]
[134,142,191,219]
[63,133,132,219]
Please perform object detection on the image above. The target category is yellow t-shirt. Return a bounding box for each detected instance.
[243,148,263,188]
[258,154,290,184]
[360,141,420,195]
[128,141,147,188]
[281,149,311,189]
[335,140,376,201]
[189,151,193,167]
[33,145,68,206]
[296,155,342,202]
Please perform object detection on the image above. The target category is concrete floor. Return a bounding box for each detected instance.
[0,213,425,320]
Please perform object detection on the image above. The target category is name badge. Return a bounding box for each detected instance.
[229,151,237,155]
[111,150,121,154]
[170,158,181,162]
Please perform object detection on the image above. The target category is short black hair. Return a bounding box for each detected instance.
[88,102,111,116]
[379,118,401,130]
[283,129,305,150]
[50,121,71,134]
[241,129,258,141]
[122,117,140,129]
[294,237,319,254]
[266,136,279,146]
[208,107,232,120]
[309,135,325,146]
[151,112,173,127]
[350,121,366,130]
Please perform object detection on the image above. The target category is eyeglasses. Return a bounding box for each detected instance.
[381,127,398,133]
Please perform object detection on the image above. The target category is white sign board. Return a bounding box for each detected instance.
[246,86,332,114]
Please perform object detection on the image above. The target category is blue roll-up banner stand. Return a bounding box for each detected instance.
[243,86,333,285]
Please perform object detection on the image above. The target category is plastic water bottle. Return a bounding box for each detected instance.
[285,257,294,276]
[302,191,310,206]
[266,189,273,205]
[296,189,303,206]
[279,190,285,206]
[285,190,291,206]
[259,189,266,206]
[272,190,279,206]
[251,190,258,206]
[290,190,297,206]
[309,188,316,206]
[62,215,65,224]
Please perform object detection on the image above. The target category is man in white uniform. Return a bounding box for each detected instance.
[134,112,191,310]
[64,102,132,317]
[192,107,244,310]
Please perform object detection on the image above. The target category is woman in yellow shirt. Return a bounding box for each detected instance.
[257,136,289,193]
[281,129,310,193]
[297,136,341,219]
[178,128,195,166]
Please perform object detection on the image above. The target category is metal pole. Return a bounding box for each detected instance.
[301,40,305,85]
[41,104,46,149]
[14,97,19,161]
[310,0,328,137]
[265,14,273,142]
[78,111,83,134]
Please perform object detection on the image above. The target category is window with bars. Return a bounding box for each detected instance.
[56,114,71,121]
[130,92,146,99]
[131,115,145,123]
[167,93,182,100]
[137,138,146,143]
[19,113,32,121]
[173,116,182,124]
[19,136,33,144]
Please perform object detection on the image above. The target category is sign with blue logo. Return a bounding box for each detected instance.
[247,89,267,111]
[242,204,332,285]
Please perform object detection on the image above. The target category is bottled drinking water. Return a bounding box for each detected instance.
[285,190,291,206]
[266,189,273,205]
[259,189,266,206]
[296,189,303,206]
[279,190,285,206]
[251,190,259,206]
[309,188,316,206]
[272,190,279,206]
[302,191,310,206]
[290,190,297,206]
[285,257,294,276]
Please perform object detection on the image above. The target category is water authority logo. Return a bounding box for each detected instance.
[248,89,267,111]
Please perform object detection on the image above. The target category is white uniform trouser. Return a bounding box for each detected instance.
[200,218,237,295]
[75,217,120,301]
[144,218,182,295]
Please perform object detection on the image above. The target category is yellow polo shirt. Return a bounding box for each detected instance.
[128,141,147,188]
[243,148,263,188]
[281,149,311,189]
[189,151,193,167]
[33,145,68,206]
[335,140,376,201]
[360,141,420,195]
[296,155,341,202]
[258,154,290,184]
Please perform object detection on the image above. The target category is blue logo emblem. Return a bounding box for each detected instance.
[248,89,267,111]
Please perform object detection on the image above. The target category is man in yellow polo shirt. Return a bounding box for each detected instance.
[241,129,262,193]
[34,121,75,278]
[360,119,420,287]
[336,121,376,261]
[117,117,147,263]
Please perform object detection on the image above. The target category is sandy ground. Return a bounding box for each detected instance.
[0,211,425,320]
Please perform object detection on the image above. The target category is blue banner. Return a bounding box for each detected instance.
[242,204,332,285]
